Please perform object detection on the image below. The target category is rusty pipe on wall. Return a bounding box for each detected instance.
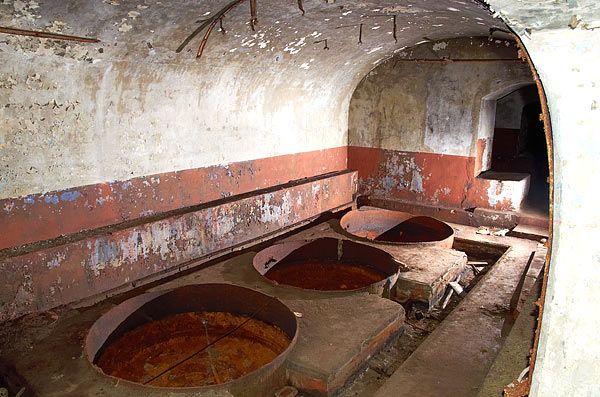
[177,0,245,54]
[0,26,100,43]
[196,0,256,58]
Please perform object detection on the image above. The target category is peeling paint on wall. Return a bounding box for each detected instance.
[0,171,356,322]
[0,147,347,250]
[349,146,529,211]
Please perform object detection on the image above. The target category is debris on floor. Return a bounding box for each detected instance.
[476,226,510,236]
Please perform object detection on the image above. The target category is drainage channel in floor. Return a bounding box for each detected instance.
[338,238,508,396]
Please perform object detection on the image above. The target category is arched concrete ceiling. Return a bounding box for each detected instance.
[0,0,512,198]
[3,0,510,65]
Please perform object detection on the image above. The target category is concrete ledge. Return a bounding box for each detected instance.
[360,197,548,230]
[471,171,531,211]
[0,148,348,251]
[0,170,357,322]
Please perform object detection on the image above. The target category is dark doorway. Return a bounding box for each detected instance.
[491,85,549,217]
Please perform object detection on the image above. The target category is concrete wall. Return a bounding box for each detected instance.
[0,0,513,320]
[348,37,534,210]
[483,0,600,394]
[0,2,351,200]
[495,84,538,129]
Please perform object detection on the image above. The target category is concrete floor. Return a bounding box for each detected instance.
[0,215,544,397]
[373,224,545,397]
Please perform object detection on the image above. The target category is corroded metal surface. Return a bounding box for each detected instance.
[253,237,400,295]
[513,33,554,395]
[97,312,291,387]
[86,284,298,396]
[340,207,454,248]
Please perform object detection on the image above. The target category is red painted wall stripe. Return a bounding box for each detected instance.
[0,171,357,322]
[0,147,347,251]
[348,146,523,211]
[348,146,475,208]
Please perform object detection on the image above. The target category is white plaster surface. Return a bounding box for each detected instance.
[483,0,600,394]
[0,0,510,199]
[348,38,532,157]
[524,28,600,397]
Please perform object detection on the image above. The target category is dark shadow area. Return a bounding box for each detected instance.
[491,85,549,218]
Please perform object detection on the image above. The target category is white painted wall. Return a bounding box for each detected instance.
[524,28,600,396]
[348,38,532,158]
[484,0,600,394]
[0,0,511,200]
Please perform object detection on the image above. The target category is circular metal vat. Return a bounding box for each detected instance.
[253,237,400,294]
[85,284,298,396]
[340,207,454,248]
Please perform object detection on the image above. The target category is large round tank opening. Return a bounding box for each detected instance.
[340,207,454,248]
[253,238,400,293]
[266,259,386,291]
[96,311,290,387]
[86,284,298,394]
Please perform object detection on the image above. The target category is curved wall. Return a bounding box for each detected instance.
[348,37,533,210]
[1,0,600,394]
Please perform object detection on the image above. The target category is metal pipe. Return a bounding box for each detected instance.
[177,0,244,54]
[0,26,99,43]
[196,0,248,58]
[393,58,524,63]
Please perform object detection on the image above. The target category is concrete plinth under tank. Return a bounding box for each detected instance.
[150,256,404,396]
[297,218,467,311]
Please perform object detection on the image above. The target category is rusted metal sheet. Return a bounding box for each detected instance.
[0,170,357,322]
[0,147,347,251]
[86,284,298,396]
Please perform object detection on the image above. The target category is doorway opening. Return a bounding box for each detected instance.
[490,84,549,219]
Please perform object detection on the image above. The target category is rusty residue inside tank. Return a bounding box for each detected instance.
[375,216,450,243]
[265,260,387,291]
[96,311,290,387]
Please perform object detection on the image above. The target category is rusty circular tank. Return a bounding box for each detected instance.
[85,283,298,396]
[340,207,454,248]
[253,237,401,294]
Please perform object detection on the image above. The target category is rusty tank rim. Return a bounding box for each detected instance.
[340,207,455,248]
[253,237,401,295]
[85,283,298,394]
